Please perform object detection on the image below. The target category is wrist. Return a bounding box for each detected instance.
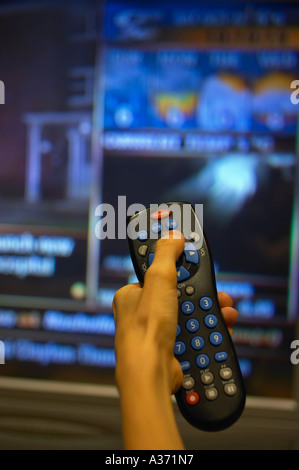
[115,343,173,394]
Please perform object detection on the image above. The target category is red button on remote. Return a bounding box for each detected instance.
[186,392,199,405]
[150,210,171,220]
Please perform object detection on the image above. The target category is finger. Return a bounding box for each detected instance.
[221,306,238,327]
[218,292,233,308]
[143,231,185,293]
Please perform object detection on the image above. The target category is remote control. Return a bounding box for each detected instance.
[127,202,246,431]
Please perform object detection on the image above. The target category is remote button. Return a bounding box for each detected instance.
[174,341,186,356]
[181,301,194,315]
[138,245,148,256]
[189,232,200,243]
[204,314,218,328]
[196,354,210,369]
[166,219,178,230]
[186,318,199,333]
[215,351,228,362]
[176,325,181,337]
[184,243,199,264]
[137,230,148,241]
[151,222,162,234]
[224,383,237,396]
[219,367,233,380]
[176,266,190,281]
[185,285,195,295]
[186,392,199,406]
[150,210,171,220]
[209,332,223,346]
[205,387,219,401]
[183,376,195,390]
[177,289,182,298]
[200,371,214,385]
[148,253,154,266]
[199,297,213,310]
[180,361,191,372]
[191,336,205,351]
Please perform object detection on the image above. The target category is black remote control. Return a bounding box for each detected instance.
[127,202,246,431]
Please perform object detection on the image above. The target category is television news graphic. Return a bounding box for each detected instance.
[127,202,246,431]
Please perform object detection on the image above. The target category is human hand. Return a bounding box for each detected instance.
[113,231,238,395]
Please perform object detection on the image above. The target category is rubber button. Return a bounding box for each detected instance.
[186,392,199,406]
[151,222,162,234]
[166,219,178,230]
[191,336,205,351]
[199,297,213,310]
[184,243,199,264]
[204,314,218,328]
[150,210,171,220]
[180,361,191,372]
[138,245,148,256]
[137,230,148,241]
[186,318,200,333]
[224,383,237,396]
[215,351,228,362]
[176,266,191,281]
[174,341,186,356]
[196,354,210,369]
[209,332,223,346]
[181,301,195,315]
[148,253,154,266]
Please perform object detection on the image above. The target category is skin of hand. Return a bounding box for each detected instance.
[112,230,239,450]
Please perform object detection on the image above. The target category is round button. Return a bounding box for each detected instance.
[204,314,218,328]
[176,325,181,337]
[183,376,195,390]
[186,392,199,406]
[200,372,214,385]
[191,336,205,351]
[205,387,219,401]
[137,230,148,241]
[186,318,199,333]
[219,367,233,380]
[209,332,223,346]
[185,285,195,296]
[151,222,162,234]
[224,383,237,396]
[199,297,213,310]
[166,219,178,230]
[196,354,210,369]
[174,341,186,356]
[181,301,195,315]
[189,232,200,243]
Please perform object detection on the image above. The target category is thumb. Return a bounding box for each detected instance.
[143,230,185,293]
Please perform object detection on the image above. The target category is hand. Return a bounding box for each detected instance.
[112,231,239,449]
[113,231,238,395]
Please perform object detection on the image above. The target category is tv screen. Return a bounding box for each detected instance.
[0,0,298,401]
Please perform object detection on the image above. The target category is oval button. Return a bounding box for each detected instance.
[150,210,171,220]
